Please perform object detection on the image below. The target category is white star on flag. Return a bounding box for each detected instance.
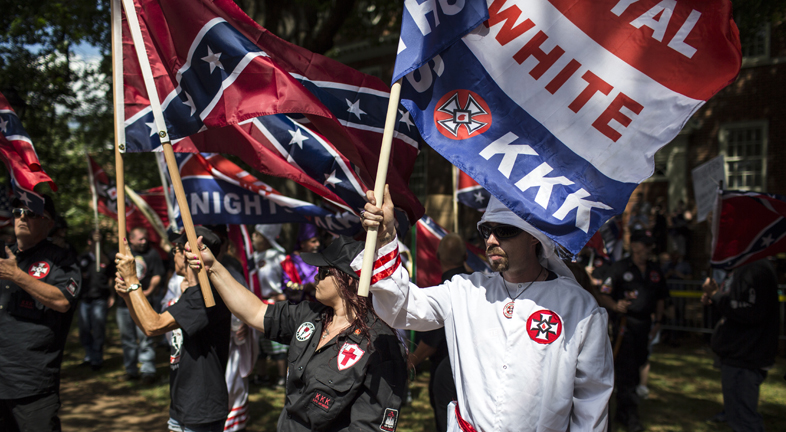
[202,46,224,74]
[473,191,486,203]
[146,122,158,137]
[0,117,8,133]
[17,191,32,206]
[398,110,414,131]
[346,99,366,120]
[761,234,775,247]
[288,128,309,149]
[323,170,342,187]
[182,91,196,117]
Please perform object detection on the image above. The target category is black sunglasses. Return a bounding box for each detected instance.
[478,224,523,240]
[12,208,47,220]
[317,267,332,281]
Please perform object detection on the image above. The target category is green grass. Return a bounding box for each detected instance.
[58,316,786,431]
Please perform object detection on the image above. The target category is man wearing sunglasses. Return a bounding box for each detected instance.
[0,196,82,432]
[361,188,613,432]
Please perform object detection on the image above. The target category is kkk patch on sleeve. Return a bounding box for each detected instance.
[65,278,78,297]
[379,408,399,432]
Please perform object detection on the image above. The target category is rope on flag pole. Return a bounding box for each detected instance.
[111,0,126,249]
[121,0,215,307]
[357,79,402,297]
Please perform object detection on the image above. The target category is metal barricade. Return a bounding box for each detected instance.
[662,280,786,340]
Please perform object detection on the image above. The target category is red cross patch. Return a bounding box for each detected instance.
[28,261,50,279]
[526,310,563,344]
[337,343,364,371]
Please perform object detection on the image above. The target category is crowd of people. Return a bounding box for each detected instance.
[0,190,781,432]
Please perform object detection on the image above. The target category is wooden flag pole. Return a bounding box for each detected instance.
[85,153,102,272]
[111,0,126,248]
[120,0,215,306]
[358,79,402,297]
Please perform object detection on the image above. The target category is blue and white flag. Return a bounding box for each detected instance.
[392,0,489,83]
[398,0,741,253]
[172,153,362,236]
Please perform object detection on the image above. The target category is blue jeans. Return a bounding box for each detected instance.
[721,364,767,432]
[78,298,108,366]
[167,417,225,432]
[116,306,156,375]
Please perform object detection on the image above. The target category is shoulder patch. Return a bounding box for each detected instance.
[296,322,316,341]
[28,261,50,279]
[623,271,634,282]
[380,408,399,432]
[65,278,78,297]
[649,270,661,283]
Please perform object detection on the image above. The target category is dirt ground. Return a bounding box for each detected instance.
[59,331,172,432]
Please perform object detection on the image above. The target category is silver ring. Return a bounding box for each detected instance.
[360,210,365,220]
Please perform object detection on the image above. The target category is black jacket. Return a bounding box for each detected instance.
[265,301,407,432]
[711,259,780,369]
[0,240,82,398]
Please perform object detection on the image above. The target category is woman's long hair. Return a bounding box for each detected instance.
[321,267,379,343]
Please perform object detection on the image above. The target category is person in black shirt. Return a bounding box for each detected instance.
[702,259,779,432]
[115,227,231,432]
[77,230,115,370]
[186,235,408,432]
[601,230,668,432]
[0,196,82,432]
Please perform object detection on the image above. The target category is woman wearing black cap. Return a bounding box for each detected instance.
[185,235,408,432]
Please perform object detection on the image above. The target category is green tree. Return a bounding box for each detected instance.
[233,0,402,54]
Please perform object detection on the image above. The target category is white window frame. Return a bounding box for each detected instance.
[718,120,768,192]
[741,23,771,67]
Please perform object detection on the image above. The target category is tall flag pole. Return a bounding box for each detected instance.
[85,153,102,272]
[357,80,402,297]
[111,0,127,246]
[120,0,215,306]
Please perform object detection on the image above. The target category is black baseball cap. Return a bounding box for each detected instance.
[630,230,655,245]
[173,226,222,257]
[12,193,56,218]
[300,236,364,280]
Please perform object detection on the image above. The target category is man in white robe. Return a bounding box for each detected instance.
[359,188,613,432]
